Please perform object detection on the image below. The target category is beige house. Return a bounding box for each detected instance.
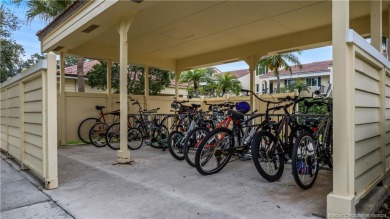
[257,60,333,96]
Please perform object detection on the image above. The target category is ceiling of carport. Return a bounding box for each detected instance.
[40,0,385,70]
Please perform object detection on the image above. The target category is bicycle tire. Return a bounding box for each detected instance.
[78,117,99,144]
[150,125,169,149]
[105,123,120,150]
[291,132,319,189]
[287,125,313,158]
[183,127,209,167]
[194,127,233,175]
[127,127,144,150]
[251,130,284,182]
[89,122,109,147]
[168,131,185,160]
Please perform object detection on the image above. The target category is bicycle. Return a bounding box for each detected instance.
[162,100,192,132]
[194,100,264,175]
[77,105,119,144]
[135,108,169,149]
[291,97,332,189]
[182,102,234,167]
[104,100,144,150]
[250,93,324,182]
[168,103,221,160]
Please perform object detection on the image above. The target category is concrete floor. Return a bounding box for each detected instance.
[1,158,72,219]
[41,144,333,219]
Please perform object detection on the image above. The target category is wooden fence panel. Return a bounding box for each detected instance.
[353,49,386,202]
[23,76,44,176]
[0,55,58,189]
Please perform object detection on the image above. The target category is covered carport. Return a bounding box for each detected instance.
[36,0,390,216]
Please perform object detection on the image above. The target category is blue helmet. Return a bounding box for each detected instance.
[235,101,251,114]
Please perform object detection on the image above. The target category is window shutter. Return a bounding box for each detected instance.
[318,77,321,86]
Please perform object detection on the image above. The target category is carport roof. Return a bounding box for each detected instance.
[38,1,387,71]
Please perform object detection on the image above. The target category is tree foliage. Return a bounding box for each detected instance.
[215,72,242,96]
[257,52,302,93]
[280,79,310,94]
[0,6,25,82]
[86,61,173,95]
[14,0,74,23]
[179,68,214,98]
[20,52,46,70]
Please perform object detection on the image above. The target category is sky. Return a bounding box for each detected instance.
[5,1,47,61]
[5,2,332,71]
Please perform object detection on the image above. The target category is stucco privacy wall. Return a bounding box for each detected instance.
[343,30,390,204]
[0,53,58,189]
[61,90,292,143]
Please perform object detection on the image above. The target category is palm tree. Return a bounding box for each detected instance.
[15,0,85,92]
[14,0,74,23]
[257,52,302,93]
[215,72,242,96]
[180,69,213,98]
[286,79,310,93]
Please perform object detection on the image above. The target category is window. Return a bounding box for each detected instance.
[285,79,295,86]
[306,77,320,86]
[256,84,260,93]
[256,66,268,76]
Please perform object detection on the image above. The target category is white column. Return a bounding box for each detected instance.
[244,56,257,110]
[327,0,356,216]
[117,17,133,163]
[144,66,149,109]
[106,60,112,113]
[59,52,67,145]
[370,0,382,52]
[44,52,58,189]
[175,68,181,99]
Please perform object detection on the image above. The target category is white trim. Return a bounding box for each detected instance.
[261,72,330,81]
[346,29,390,69]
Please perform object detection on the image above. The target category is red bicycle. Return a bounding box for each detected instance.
[77,105,120,144]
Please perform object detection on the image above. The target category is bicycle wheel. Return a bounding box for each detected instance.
[291,132,319,189]
[183,127,209,167]
[78,117,99,144]
[89,122,109,147]
[251,130,284,182]
[195,127,233,175]
[150,125,169,149]
[287,125,312,159]
[127,128,144,150]
[168,131,185,160]
[106,123,120,150]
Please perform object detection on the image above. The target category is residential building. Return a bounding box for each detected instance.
[257,60,333,96]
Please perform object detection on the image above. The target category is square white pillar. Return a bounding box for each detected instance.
[117,17,133,163]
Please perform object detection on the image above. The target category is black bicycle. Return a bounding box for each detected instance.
[251,95,322,182]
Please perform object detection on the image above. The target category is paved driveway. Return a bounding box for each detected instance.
[46,145,332,219]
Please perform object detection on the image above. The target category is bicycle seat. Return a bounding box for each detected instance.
[191,103,201,108]
[96,105,105,110]
[227,110,244,120]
